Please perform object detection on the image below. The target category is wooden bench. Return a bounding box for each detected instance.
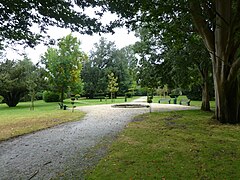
[179,99,191,106]
[158,99,171,104]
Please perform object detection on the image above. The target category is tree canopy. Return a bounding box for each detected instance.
[102,0,240,124]
[82,38,136,98]
[42,34,87,103]
[0,0,116,48]
[0,57,36,107]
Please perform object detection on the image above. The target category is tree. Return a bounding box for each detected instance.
[26,62,45,110]
[125,7,213,111]
[82,38,135,98]
[189,1,240,123]
[0,0,110,48]
[0,57,35,107]
[162,32,214,111]
[102,0,240,123]
[108,72,119,102]
[42,34,87,104]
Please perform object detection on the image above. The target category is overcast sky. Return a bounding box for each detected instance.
[5,8,139,64]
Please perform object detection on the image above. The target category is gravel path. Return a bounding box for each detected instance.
[0,97,197,179]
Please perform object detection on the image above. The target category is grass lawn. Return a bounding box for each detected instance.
[0,100,86,141]
[0,96,137,141]
[86,110,240,179]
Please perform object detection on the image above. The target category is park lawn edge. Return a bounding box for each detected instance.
[0,97,136,142]
[0,109,86,142]
[86,110,240,179]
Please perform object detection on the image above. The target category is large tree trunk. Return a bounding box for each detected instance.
[190,0,240,123]
[199,67,211,111]
[4,92,22,107]
[201,79,210,111]
[214,75,240,123]
[59,86,64,109]
[212,1,240,123]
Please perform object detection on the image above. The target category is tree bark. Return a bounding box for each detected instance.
[4,92,22,107]
[212,1,240,123]
[201,70,211,111]
[190,0,240,123]
[59,86,64,109]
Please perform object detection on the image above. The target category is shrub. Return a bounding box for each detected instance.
[125,92,132,98]
[20,94,31,102]
[135,87,148,96]
[36,92,43,100]
[169,88,182,98]
[186,85,202,100]
[0,96,3,103]
[43,91,60,102]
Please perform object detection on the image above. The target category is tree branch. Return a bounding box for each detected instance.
[227,57,240,83]
[189,1,215,53]
[232,0,240,25]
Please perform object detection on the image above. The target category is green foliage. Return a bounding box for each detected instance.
[108,72,119,93]
[0,1,108,48]
[42,34,87,102]
[0,96,3,103]
[82,38,136,98]
[103,0,240,122]
[0,57,36,107]
[156,85,169,97]
[125,92,132,98]
[108,72,119,100]
[43,91,60,102]
[135,86,148,96]
[186,85,202,101]
[35,92,43,100]
[171,88,182,95]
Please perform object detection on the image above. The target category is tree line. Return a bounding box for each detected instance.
[0,32,213,111]
[0,35,139,107]
[0,0,239,124]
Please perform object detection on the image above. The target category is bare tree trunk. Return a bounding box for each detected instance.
[214,75,240,123]
[60,86,64,107]
[4,92,22,107]
[201,80,210,111]
[111,92,113,102]
[198,65,211,111]
[212,1,240,123]
[190,0,240,123]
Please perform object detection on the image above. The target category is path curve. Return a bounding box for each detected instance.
[0,97,197,179]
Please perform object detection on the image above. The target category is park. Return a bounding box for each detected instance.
[1,1,240,179]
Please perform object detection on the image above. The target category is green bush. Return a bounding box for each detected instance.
[185,85,202,101]
[36,92,43,100]
[43,91,60,102]
[135,87,147,96]
[169,88,182,98]
[0,95,3,103]
[125,92,132,98]
[20,94,31,102]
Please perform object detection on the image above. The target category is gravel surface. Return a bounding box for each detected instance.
[0,97,197,179]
